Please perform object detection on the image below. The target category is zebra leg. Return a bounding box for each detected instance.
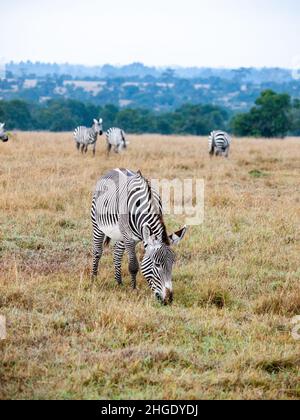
[125,240,139,290]
[93,144,96,157]
[113,242,126,285]
[76,142,80,151]
[225,147,230,158]
[81,144,85,154]
[92,228,105,278]
[85,145,88,154]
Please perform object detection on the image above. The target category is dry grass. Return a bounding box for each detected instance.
[0,132,300,400]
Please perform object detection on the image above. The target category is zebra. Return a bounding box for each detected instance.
[106,128,128,155]
[91,168,187,305]
[74,118,103,156]
[209,130,231,158]
[0,123,8,142]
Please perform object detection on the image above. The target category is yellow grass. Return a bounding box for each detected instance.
[0,132,300,400]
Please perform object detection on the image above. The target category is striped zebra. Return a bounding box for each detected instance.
[74,118,103,156]
[0,123,8,142]
[91,168,187,305]
[106,128,128,155]
[209,130,231,158]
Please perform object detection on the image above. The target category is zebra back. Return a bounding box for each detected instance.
[74,126,98,145]
[209,131,231,154]
[93,169,166,243]
[106,128,127,149]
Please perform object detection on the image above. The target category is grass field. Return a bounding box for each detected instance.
[0,132,300,400]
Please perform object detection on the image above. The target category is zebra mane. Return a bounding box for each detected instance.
[158,215,170,246]
[137,170,170,246]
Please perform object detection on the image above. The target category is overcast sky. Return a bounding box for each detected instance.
[1,0,300,68]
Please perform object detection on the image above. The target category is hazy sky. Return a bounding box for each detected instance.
[1,0,300,68]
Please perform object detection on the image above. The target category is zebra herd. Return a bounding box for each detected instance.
[72,118,232,159]
[1,118,232,305]
[2,118,232,159]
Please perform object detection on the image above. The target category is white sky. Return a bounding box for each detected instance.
[1,0,300,68]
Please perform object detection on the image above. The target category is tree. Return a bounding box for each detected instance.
[173,104,228,135]
[0,100,33,130]
[232,90,292,138]
[100,104,119,129]
[115,109,155,133]
[33,99,100,131]
[162,68,175,81]
[289,99,300,136]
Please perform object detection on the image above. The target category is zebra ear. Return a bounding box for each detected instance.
[143,225,151,242]
[99,118,103,124]
[169,226,187,246]
[93,119,98,125]
[143,225,155,246]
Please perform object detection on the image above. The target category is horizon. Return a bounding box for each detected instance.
[4,60,295,71]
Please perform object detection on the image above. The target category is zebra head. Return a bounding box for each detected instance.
[141,225,187,305]
[93,118,103,136]
[0,123,8,142]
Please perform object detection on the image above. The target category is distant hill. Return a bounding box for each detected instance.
[1,62,299,112]
[5,61,295,83]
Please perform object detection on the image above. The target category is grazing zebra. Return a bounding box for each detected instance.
[91,168,187,305]
[106,128,128,155]
[0,123,8,142]
[209,130,231,158]
[74,118,103,156]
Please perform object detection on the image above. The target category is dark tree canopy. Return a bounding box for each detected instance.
[1,90,299,136]
[0,99,229,135]
[232,90,292,138]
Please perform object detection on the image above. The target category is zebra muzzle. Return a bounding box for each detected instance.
[163,288,173,306]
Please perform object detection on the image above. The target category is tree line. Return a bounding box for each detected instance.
[0,100,229,135]
[0,90,299,137]
[6,61,296,83]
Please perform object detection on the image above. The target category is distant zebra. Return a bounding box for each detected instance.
[209,130,231,158]
[74,118,103,156]
[106,128,128,155]
[0,123,8,142]
[91,168,187,305]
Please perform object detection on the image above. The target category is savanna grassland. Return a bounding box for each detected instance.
[0,133,300,400]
